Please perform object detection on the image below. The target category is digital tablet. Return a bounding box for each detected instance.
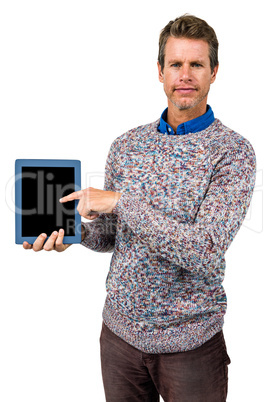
[15,159,81,244]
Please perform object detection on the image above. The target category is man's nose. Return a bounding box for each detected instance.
[179,65,192,81]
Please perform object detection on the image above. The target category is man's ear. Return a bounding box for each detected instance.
[157,61,164,83]
[211,63,219,84]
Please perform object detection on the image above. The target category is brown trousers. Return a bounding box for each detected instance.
[100,323,231,402]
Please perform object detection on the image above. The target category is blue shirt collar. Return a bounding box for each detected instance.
[158,105,214,135]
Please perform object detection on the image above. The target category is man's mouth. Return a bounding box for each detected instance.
[175,87,197,94]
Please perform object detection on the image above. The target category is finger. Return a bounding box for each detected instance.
[59,190,83,203]
[43,231,58,251]
[23,241,32,250]
[80,212,99,220]
[88,213,99,220]
[55,229,65,252]
[32,233,47,252]
[56,228,64,244]
[76,198,84,215]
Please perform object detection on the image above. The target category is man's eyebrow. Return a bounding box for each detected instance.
[190,60,206,64]
[167,59,206,65]
[167,59,181,64]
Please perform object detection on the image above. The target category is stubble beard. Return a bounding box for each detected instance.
[167,88,210,111]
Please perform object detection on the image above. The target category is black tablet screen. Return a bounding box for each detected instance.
[21,167,76,237]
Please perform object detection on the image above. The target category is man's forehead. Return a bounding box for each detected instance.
[165,37,210,61]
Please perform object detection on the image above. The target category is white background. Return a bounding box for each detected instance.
[0,0,267,401]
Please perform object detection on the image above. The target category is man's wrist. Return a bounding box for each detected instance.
[112,192,122,212]
[115,192,122,203]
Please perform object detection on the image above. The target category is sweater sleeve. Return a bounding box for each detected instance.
[113,142,256,276]
[80,140,118,253]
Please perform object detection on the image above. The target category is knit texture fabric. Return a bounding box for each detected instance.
[81,118,256,353]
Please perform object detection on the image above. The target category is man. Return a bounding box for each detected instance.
[24,14,256,401]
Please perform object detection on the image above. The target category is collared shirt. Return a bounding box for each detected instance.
[158,105,215,135]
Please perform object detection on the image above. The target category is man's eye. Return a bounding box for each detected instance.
[192,63,202,67]
[171,63,180,67]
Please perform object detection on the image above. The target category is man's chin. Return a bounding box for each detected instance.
[171,100,194,111]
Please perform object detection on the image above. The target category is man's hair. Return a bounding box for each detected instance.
[158,14,219,73]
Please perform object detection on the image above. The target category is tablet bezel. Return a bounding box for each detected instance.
[15,159,81,244]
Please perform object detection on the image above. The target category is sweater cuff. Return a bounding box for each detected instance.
[113,191,135,214]
[112,191,148,227]
[80,221,97,248]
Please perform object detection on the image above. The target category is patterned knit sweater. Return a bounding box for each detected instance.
[81,117,256,353]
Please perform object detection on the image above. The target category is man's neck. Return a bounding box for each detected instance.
[166,102,207,132]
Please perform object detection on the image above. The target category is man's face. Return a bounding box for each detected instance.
[158,37,218,112]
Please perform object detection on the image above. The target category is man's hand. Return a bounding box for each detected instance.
[22,187,117,252]
[59,187,122,220]
[23,229,72,252]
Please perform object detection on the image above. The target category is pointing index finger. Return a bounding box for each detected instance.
[59,190,83,203]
